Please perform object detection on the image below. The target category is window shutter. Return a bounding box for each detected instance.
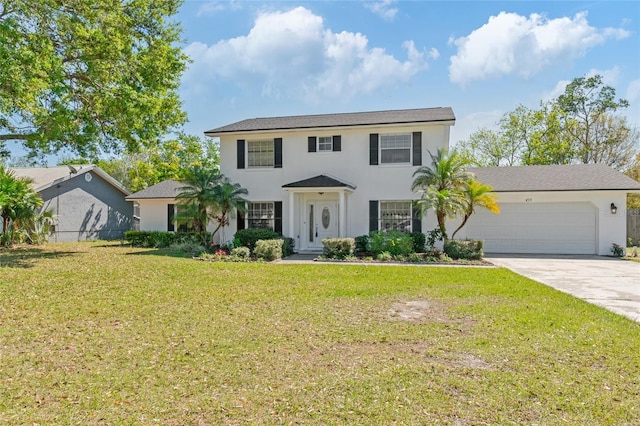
[237,140,245,169]
[332,135,341,152]
[369,134,379,165]
[369,200,379,232]
[274,201,283,234]
[412,200,422,233]
[237,206,245,231]
[167,204,175,232]
[412,132,422,166]
[274,138,283,168]
[308,136,317,153]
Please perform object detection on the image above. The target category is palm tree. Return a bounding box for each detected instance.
[411,149,471,240]
[175,166,222,234]
[451,179,500,239]
[209,177,248,244]
[0,166,43,244]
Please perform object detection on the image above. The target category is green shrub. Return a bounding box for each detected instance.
[231,246,251,259]
[426,228,445,249]
[234,229,294,257]
[443,239,484,260]
[253,239,283,261]
[124,231,210,248]
[408,252,424,263]
[376,251,393,262]
[354,235,369,254]
[610,243,624,257]
[409,232,426,253]
[368,231,414,257]
[169,242,206,257]
[322,238,355,259]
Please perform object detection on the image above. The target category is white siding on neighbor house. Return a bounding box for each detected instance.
[455,190,628,256]
[220,123,449,246]
[137,199,172,232]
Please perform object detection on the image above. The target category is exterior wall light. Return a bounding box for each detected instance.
[610,203,618,215]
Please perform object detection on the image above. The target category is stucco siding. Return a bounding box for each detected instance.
[39,172,132,242]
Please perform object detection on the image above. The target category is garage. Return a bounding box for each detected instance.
[465,202,597,254]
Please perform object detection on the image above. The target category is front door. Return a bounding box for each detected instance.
[307,201,338,249]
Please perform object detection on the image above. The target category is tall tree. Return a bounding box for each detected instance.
[209,177,248,244]
[411,149,471,240]
[557,74,633,168]
[175,166,222,234]
[0,0,188,158]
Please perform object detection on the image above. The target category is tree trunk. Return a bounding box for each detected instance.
[451,214,470,240]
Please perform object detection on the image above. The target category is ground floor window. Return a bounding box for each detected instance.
[380,201,412,232]
[248,202,275,230]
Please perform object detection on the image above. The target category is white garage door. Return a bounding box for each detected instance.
[464,202,597,254]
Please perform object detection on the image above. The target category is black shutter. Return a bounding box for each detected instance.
[369,134,379,165]
[412,200,422,233]
[332,135,341,152]
[308,136,317,152]
[237,140,245,169]
[274,138,283,168]
[274,201,283,234]
[412,132,422,166]
[167,204,175,232]
[369,200,379,232]
[237,206,245,231]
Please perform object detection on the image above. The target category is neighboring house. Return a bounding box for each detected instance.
[458,164,640,255]
[11,165,133,242]
[200,107,640,256]
[125,180,189,232]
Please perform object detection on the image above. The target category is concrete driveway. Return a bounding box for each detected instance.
[486,255,640,322]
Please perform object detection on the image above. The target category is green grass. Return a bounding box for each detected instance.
[1,242,639,424]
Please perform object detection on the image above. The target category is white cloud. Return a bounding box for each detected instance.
[365,0,398,21]
[427,48,440,60]
[449,11,630,85]
[184,7,428,101]
[196,1,242,16]
[627,79,640,103]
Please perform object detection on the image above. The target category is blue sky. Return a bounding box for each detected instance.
[178,0,640,149]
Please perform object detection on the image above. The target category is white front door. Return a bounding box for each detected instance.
[307,201,338,249]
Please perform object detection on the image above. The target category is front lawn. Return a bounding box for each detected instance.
[1,242,639,424]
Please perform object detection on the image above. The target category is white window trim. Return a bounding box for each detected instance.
[247,201,275,230]
[317,136,333,152]
[247,139,274,169]
[379,200,412,233]
[379,133,412,165]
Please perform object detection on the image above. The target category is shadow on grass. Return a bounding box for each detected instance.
[125,248,193,259]
[0,247,79,268]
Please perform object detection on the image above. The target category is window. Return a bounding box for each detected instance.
[248,202,275,229]
[380,201,412,232]
[380,133,411,164]
[318,136,333,151]
[248,139,274,168]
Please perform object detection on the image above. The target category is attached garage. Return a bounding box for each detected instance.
[456,164,640,256]
[465,202,597,254]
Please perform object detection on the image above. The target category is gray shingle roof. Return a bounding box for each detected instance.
[205,107,455,135]
[282,174,356,190]
[468,164,640,192]
[126,180,183,200]
[11,165,130,195]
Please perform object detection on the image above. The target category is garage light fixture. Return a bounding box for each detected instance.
[610,203,618,215]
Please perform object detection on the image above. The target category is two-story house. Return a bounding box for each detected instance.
[204,107,453,252]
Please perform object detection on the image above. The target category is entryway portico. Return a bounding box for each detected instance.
[282,175,355,251]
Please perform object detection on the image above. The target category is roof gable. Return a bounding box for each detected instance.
[11,165,130,195]
[469,164,640,192]
[126,180,183,200]
[205,107,455,135]
[282,174,356,190]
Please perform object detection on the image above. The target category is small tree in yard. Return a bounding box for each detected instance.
[210,177,248,244]
[451,180,500,239]
[411,149,471,240]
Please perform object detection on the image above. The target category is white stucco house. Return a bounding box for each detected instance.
[129,107,640,256]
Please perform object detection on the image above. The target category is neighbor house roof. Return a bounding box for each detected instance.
[205,107,455,135]
[11,165,130,195]
[469,163,640,192]
[125,180,183,200]
[282,174,356,190]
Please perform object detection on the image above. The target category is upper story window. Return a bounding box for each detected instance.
[318,136,333,152]
[380,133,411,164]
[248,139,274,168]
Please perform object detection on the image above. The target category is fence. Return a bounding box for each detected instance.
[628,209,640,246]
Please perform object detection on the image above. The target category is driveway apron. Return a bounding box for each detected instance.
[486,255,640,323]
